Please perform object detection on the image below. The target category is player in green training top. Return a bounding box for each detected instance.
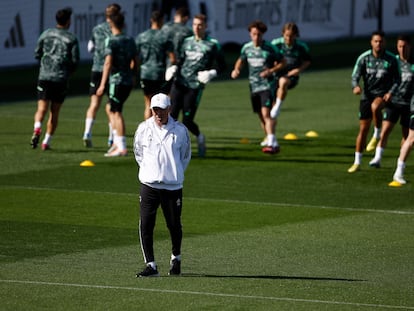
[135,10,175,119]
[160,7,192,63]
[170,14,226,157]
[269,22,311,147]
[348,30,400,173]
[160,7,192,91]
[82,3,121,148]
[96,12,138,157]
[369,35,414,169]
[231,20,286,154]
[30,7,80,150]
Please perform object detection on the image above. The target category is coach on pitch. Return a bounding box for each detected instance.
[133,93,191,277]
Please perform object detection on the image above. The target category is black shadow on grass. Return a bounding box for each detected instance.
[182,273,365,282]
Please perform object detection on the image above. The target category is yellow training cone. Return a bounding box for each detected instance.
[284,133,298,140]
[240,137,250,144]
[305,130,319,138]
[388,180,402,187]
[80,160,95,167]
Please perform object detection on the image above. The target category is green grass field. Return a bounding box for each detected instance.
[1,69,414,310]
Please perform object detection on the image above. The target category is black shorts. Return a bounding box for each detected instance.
[140,79,170,96]
[383,102,410,127]
[108,84,132,113]
[276,75,299,90]
[89,71,108,96]
[410,99,414,130]
[359,98,374,120]
[250,90,273,113]
[409,113,414,130]
[37,80,67,102]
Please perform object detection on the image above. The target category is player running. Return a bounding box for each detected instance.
[82,3,121,148]
[348,30,400,173]
[369,35,413,168]
[231,20,286,154]
[169,14,226,157]
[268,22,311,147]
[135,10,175,120]
[30,7,80,150]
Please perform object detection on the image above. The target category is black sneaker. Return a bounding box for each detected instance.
[136,265,159,277]
[168,259,181,276]
[30,131,40,149]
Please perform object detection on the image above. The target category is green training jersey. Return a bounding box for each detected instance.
[160,21,192,60]
[135,28,171,80]
[351,49,401,100]
[176,35,226,89]
[35,27,80,82]
[104,33,137,86]
[240,40,283,94]
[271,37,311,77]
[392,55,414,105]
[90,22,112,72]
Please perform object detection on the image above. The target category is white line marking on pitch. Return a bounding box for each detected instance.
[1,279,413,310]
[2,185,414,215]
[187,197,414,215]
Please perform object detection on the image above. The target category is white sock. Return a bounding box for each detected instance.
[267,134,275,147]
[84,118,94,135]
[373,127,381,139]
[275,98,282,110]
[271,98,283,118]
[395,158,406,176]
[113,134,120,149]
[120,136,127,151]
[42,134,52,145]
[112,129,117,142]
[34,121,42,130]
[373,146,384,161]
[354,152,362,165]
[108,123,114,141]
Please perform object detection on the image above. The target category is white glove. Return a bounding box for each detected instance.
[165,65,178,81]
[87,40,95,53]
[197,69,217,84]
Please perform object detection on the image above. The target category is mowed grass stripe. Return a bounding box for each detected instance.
[1,279,413,310]
[1,185,414,215]
[2,68,414,309]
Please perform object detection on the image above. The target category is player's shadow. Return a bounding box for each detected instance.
[182,273,364,282]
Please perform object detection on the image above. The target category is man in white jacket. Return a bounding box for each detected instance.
[133,93,191,277]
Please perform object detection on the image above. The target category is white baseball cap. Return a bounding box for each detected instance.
[150,93,171,109]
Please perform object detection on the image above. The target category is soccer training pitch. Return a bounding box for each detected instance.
[1,68,413,310]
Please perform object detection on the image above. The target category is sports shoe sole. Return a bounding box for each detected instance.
[31,134,40,149]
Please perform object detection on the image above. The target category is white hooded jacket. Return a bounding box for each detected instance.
[133,115,191,190]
